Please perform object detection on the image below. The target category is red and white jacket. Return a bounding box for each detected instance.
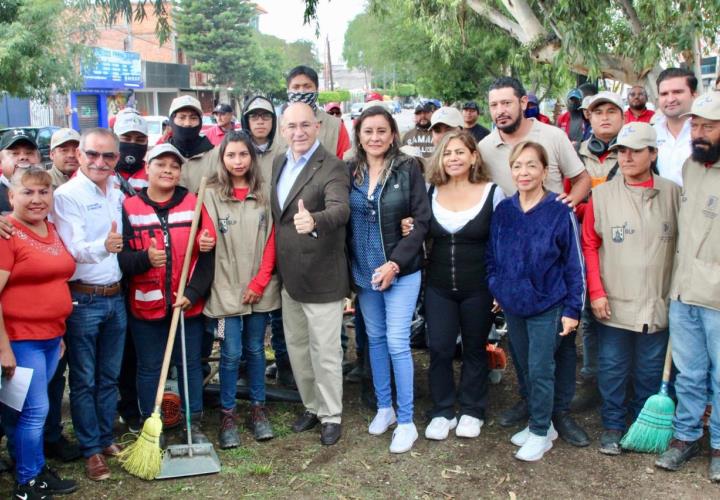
[118,187,216,321]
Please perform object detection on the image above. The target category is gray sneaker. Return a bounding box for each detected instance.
[599,430,623,456]
[655,438,700,471]
[710,449,720,482]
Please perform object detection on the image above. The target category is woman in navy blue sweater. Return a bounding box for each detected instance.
[487,141,585,462]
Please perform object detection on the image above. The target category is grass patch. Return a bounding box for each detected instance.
[222,446,257,460]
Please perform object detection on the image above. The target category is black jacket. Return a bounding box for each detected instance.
[347,154,430,276]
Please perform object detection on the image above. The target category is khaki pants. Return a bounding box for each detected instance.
[281,287,344,423]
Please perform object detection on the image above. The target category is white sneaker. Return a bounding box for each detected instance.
[424,417,458,441]
[455,415,483,438]
[390,423,418,453]
[510,423,558,446]
[515,432,552,461]
[368,407,397,435]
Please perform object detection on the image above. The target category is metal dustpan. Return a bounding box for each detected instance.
[157,313,221,479]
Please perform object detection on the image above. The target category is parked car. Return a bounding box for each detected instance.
[144,115,168,146]
[0,126,60,165]
[350,103,364,120]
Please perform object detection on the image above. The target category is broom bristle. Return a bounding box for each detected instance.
[621,393,675,453]
[118,412,164,480]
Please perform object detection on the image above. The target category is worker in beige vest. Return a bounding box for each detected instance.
[285,65,351,159]
[48,128,81,188]
[166,94,221,193]
[582,122,680,456]
[656,92,720,481]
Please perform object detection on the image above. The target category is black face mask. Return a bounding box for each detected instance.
[170,121,202,147]
[116,142,148,174]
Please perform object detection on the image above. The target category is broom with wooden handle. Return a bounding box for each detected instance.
[620,339,674,453]
[119,177,208,479]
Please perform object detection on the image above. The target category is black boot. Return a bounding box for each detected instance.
[218,409,241,449]
[275,354,296,389]
[184,412,210,444]
[570,375,601,412]
[498,399,529,427]
[553,412,590,447]
[248,405,274,441]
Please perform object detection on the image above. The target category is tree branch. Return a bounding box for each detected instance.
[464,0,530,44]
[615,0,643,35]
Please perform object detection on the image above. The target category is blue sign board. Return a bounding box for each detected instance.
[83,48,143,89]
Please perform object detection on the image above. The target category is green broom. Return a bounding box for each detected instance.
[620,340,674,453]
[118,177,208,479]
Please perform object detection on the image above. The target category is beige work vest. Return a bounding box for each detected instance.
[578,140,619,188]
[670,159,720,311]
[202,187,280,317]
[593,175,680,332]
[180,146,221,194]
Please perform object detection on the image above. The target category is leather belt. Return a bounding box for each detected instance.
[69,281,122,297]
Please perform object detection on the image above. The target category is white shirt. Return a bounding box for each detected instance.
[654,114,692,187]
[52,168,124,284]
[276,140,321,210]
[432,183,505,233]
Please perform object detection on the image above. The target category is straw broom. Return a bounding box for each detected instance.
[118,177,208,479]
[620,340,674,453]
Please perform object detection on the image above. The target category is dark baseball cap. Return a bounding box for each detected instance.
[463,101,480,111]
[1,129,38,150]
[213,103,233,114]
[414,103,430,114]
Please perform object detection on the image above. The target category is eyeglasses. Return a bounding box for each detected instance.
[83,150,118,161]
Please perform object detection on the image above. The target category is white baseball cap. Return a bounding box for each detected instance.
[114,109,148,136]
[50,128,81,150]
[587,91,624,112]
[430,106,464,130]
[169,95,203,117]
[146,143,186,164]
[682,92,720,121]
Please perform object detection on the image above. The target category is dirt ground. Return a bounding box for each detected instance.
[1,331,718,499]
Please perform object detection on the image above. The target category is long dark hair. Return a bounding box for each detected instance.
[210,131,265,204]
[352,105,401,186]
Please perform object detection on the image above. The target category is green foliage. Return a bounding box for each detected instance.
[393,83,417,97]
[318,89,351,104]
[254,33,322,96]
[0,0,92,101]
[81,0,172,43]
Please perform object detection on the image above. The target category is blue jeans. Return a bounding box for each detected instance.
[670,300,720,448]
[505,306,564,436]
[507,324,576,415]
[354,300,367,355]
[2,338,61,484]
[65,292,126,458]
[580,303,599,379]
[220,313,268,408]
[357,271,421,424]
[597,323,668,431]
[129,315,204,418]
[268,309,288,359]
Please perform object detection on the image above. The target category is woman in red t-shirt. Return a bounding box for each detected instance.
[0,167,77,498]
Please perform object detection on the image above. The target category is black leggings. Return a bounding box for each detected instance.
[425,285,494,420]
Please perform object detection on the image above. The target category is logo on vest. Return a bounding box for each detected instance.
[611,222,634,243]
[703,195,718,219]
[218,215,236,234]
[660,221,673,242]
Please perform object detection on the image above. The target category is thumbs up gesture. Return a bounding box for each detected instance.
[198,228,216,253]
[104,221,123,253]
[147,234,167,268]
[293,199,315,235]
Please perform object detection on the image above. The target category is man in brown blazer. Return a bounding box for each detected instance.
[271,102,350,445]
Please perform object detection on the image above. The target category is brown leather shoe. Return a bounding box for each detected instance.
[86,453,110,481]
[102,443,124,457]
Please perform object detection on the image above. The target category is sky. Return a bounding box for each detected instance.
[257,0,366,64]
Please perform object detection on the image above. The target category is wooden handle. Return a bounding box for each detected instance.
[152,177,208,412]
[661,339,673,383]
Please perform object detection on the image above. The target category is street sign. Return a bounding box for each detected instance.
[83,47,144,89]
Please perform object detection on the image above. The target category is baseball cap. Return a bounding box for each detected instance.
[527,93,539,105]
[463,101,480,111]
[169,95,203,117]
[579,96,594,110]
[414,103,429,114]
[1,129,38,150]
[114,110,148,136]
[146,143,186,164]
[244,97,274,115]
[50,128,80,150]
[213,103,233,114]
[681,92,720,120]
[587,91,624,112]
[609,122,657,151]
[567,88,583,101]
[430,106,464,130]
[324,102,341,112]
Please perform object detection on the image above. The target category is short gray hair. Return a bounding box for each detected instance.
[79,128,119,151]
